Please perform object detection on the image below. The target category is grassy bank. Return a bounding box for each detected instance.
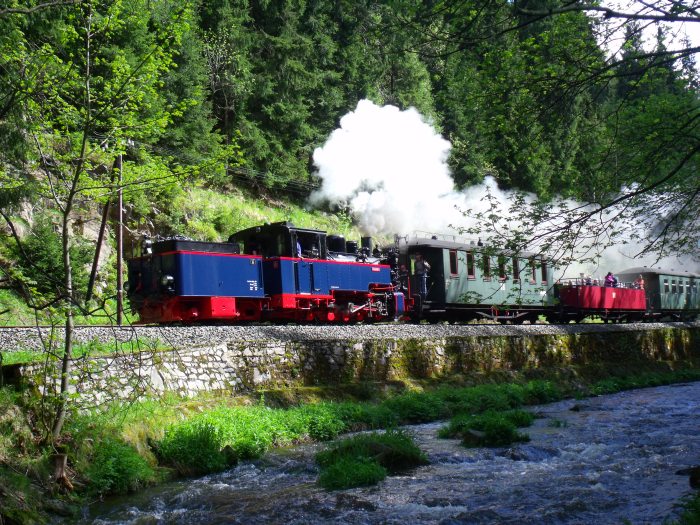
[1,367,700,523]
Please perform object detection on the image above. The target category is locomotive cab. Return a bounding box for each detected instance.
[229,221,329,260]
[230,222,400,323]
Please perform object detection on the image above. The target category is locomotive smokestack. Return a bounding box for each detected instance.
[361,236,373,253]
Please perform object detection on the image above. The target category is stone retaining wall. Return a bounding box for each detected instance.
[13,327,700,407]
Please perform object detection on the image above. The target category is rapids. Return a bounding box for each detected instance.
[80,382,700,524]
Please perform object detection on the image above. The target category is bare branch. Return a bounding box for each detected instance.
[516,4,700,24]
[0,0,79,16]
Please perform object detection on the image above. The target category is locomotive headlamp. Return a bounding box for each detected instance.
[161,275,174,287]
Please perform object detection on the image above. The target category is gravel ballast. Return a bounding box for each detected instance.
[1,321,698,353]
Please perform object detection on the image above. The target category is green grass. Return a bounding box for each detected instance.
[671,493,700,525]
[153,381,559,475]
[317,456,388,490]
[0,289,36,326]
[167,187,362,242]
[316,430,428,490]
[156,402,348,475]
[1,367,699,517]
[0,337,167,365]
[590,370,700,395]
[0,290,138,327]
[438,410,533,447]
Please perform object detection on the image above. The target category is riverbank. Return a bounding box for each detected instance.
[2,362,700,524]
[82,379,700,524]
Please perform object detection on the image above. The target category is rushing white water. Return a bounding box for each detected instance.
[81,382,700,524]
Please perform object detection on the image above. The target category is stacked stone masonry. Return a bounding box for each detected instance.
[4,323,700,407]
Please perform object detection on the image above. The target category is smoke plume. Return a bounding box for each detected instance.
[310,100,699,277]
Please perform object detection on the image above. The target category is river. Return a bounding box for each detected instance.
[80,381,700,524]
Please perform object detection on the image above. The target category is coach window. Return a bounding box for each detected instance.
[529,258,537,284]
[449,250,458,276]
[541,261,548,284]
[498,256,507,281]
[467,251,475,279]
[512,257,520,282]
[664,279,670,293]
[482,254,491,281]
[672,280,677,294]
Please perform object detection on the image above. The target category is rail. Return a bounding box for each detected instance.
[558,277,643,290]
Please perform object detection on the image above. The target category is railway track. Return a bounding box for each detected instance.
[1,320,699,354]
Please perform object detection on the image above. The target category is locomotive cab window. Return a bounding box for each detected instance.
[295,232,326,259]
[449,250,458,276]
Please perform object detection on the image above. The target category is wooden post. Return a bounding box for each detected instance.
[116,152,123,326]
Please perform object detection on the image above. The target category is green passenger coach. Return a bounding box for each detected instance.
[400,236,556,323]
[616,267,700,321]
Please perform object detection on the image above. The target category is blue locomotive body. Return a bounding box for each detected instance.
[128,222,403,323]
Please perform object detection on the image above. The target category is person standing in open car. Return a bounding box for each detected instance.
[605,272,618,287]
[415,253,431,299]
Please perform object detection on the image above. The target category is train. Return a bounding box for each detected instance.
[126,221,700,324]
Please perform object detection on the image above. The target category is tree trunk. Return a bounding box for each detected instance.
[51,216,75,440]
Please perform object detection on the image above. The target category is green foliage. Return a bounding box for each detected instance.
[316,430,428,490]
[672,493,700,525]
[157,403,348,475]
[589,370,700,396]
[439,410,532,447]
[8,215,92,302]
[523,380,561,404]
[86,437,155,495]
[0,337,165,365]
[153,186,359,242]
[382,392,449,423]
[435,382,526,414]
[157,421,229,476]
[317,456,387,490]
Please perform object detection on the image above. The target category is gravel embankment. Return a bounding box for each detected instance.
[1,321,698,353]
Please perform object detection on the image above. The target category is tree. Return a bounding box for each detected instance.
[404,0,700,264]
[0,0,203,441]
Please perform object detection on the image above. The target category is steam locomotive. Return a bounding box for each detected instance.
[126,221,700,324]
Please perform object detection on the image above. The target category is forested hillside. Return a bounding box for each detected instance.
[1,0,699,321]
[1,3,700,517]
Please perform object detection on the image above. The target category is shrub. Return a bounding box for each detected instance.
[674,493,700,525]
[316,429,428,486]
[439,410,533,447]
[383,392,448,423]
[304,408,345,441]
[334,402,399,430]
[157,421,228,476]
[317,456,387,490]
[86,438,155,495]
[443,384,522,415]
[478,417,530,447]
[9,215,92,301]
[523,380,562,404]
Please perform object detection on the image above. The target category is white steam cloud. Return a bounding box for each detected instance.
[310,100,462,235]
[311,100,698,278]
